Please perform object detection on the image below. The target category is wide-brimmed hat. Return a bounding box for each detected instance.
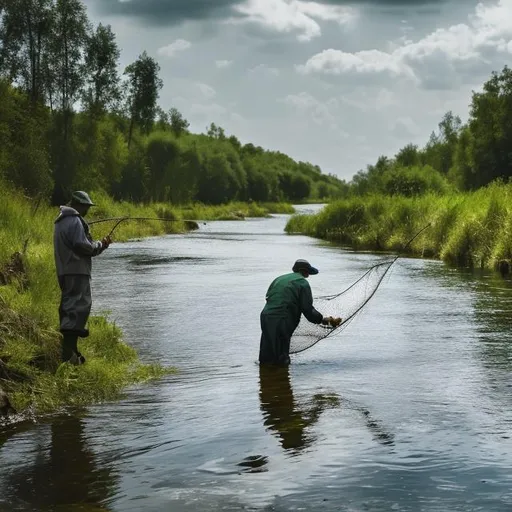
[292,259,319,275]
[71,191,95,206]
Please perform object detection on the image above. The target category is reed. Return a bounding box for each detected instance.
[285,183,512,271]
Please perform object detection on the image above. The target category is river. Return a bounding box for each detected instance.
[1,204,512,512]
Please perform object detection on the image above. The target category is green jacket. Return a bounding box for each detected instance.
[262,272,323,330]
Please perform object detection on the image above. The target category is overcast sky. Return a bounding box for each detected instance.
[82,0,512,181]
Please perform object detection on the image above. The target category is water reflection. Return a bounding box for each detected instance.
[259,365,394,455]
[421,262,512,371]
[259,365,325,453]
[2,414,118,511]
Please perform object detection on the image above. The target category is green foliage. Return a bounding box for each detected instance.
[169,107,190,137]
[0,182,182,415]
[467,66,512,188]
[145,131,181,201]
[83,23,121,114]
[395,144,421,168]
[0,81,53,195]
[350,67,512,195]
[382,165,452,197]
[286,183,512,270]
[0,0,345,207]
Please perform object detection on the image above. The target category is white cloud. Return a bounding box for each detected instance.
[189,103,227,119]
[157,39,192,58]
[389,117,420,139]
[297,0,512,88]
[340,88,398,112]
[297,48,413,78]
[195,82,216,99]
[282,91,348,136]
[248,64,280,76]
[296,1,356,25]
[215,59,233,68]
[229,0,357,42]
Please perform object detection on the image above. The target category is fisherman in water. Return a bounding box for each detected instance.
[259,259,341,365]
[53,191,111,365]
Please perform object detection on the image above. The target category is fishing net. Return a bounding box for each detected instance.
[290,256,398,354]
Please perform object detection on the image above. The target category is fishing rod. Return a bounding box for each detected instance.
[88,216,205,238]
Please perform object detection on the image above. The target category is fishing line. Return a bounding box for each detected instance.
[88,216,204,238]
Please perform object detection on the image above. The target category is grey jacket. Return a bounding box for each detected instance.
[54,206,105,277]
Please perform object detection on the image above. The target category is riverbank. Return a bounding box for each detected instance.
[0,182,295,420]
[285,182,512,273]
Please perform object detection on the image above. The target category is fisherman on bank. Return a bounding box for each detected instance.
[259,259,341,366]
[53,191,111,365]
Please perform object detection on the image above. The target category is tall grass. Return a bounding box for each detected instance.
[0,182,295,416]
[286,182,512,270]
[0,184,184,416]
[177,201,294,222]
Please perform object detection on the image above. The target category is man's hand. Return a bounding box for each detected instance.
[101,235,112,249]
[322,316,342,328]
[329,317,342,328]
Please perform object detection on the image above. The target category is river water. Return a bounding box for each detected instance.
[1,204,512,512]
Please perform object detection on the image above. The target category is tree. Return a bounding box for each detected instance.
[395,143,420,167]
[124,51,163,148]
[169,107,189,137]
[0,0,55,104]
[83,23,120,115]
[196,150,237,204]
[290,174,311,201]
[50,0,89,114]
[449,126,474,189]
[422,111,462,175]
[0,79,53,195]
[228,134,241,152]
[206,122,225,140]
[145,131,180,201]
[170,145,201,204]
[382,165,450,197]
[49,0,90,203]
[467,66,512,188]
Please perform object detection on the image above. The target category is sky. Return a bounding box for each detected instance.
[82,0,512,181]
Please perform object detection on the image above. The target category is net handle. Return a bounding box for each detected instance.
[316,222,431,301]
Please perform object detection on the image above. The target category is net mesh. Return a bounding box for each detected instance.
[290,256,398,354]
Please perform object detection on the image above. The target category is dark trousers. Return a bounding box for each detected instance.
[58,274,92,336]
[58,274,91,362]
[259,313,291,366]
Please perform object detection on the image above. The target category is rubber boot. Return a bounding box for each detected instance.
[72,336,86,364]
[61,333,79,364]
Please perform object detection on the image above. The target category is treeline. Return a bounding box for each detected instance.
[348,66,512,197]
[0,0,346,206]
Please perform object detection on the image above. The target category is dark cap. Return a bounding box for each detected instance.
[292,259,319,275]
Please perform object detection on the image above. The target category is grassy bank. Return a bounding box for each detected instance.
[285,182,512,271]
[175,200,294,223]
[0,184,183,417]
[83,191,294,241]
[0,184,293,418]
